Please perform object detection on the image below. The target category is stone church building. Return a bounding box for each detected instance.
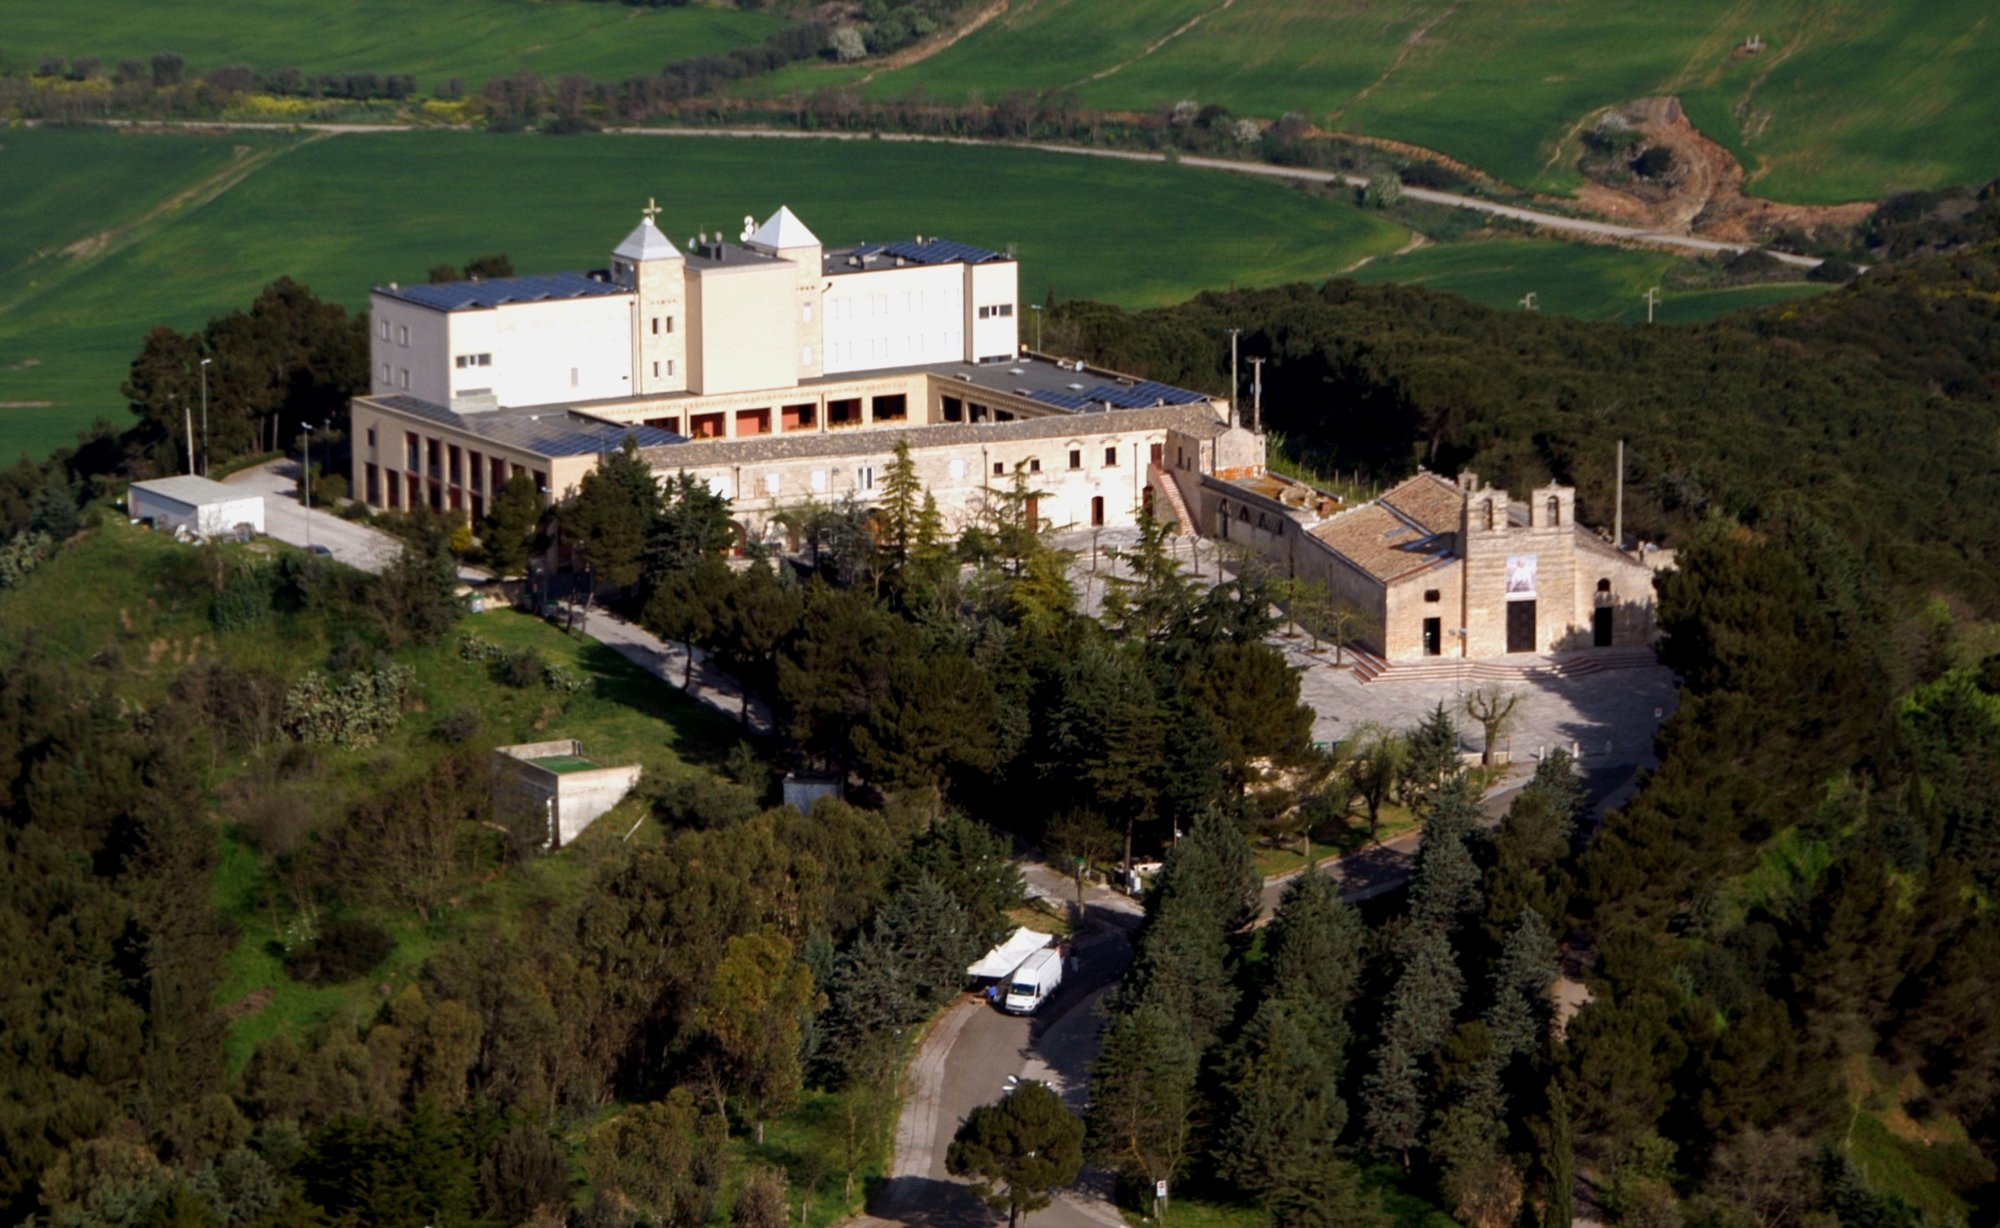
[1204,469,1661,661]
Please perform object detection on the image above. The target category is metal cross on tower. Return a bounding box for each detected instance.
[642,197,662,223]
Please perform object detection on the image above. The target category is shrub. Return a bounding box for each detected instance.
[285,918,394,984]
[282,665,413,748]
[495,645,548,689]
[1630,145,1676,179]
[436,704,481,744]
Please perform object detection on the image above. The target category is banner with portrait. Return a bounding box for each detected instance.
[1505,554,1537,599]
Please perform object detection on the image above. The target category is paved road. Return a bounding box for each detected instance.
[865,868,1141,1228]
[78,119,1827,270]
[224,460,769,731]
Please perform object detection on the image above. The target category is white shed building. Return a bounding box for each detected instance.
[128,476,265,539]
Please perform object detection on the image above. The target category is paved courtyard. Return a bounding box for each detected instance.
[1280,639,1677,771]
[1052,525,1678,773]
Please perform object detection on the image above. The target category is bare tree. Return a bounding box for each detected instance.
[1463,684,1524,767]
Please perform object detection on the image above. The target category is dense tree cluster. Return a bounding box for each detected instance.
[1052,245,2000,1222]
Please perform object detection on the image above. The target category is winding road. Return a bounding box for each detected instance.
[72,119,1827,270]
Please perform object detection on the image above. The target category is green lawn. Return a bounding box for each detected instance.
[0,126,1409,459]
[0,0,783,93]
[1345,237,1830,323]
[823,0,1998,203]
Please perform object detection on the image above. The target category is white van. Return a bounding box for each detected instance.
[1002,948,1064,1015]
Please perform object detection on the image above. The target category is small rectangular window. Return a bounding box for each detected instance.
[366,428,376,448]
[803,303,813,323]
[1028,458,1041,474]
[396,324,409,346]
[1424,589,1441,603]
[665,316,674,334]
[651,317,660,335]
[377,319,388,340]
[1104,446,1118,467]
[999,304,1014,317]
[397,368,409,389]
[993,462,1005,476]
[764,473,781,496]
[380,362,391,384]
[666,359,675,376]
[858,466,874,492]
[1068,449,1081,470]
[653,361,661,377]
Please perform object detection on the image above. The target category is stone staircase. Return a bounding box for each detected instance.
[1344,644,1660,685]
[1147,464,1197,536]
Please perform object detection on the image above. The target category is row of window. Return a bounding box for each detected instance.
[380,364,410,390]
[377,320,410,346]
[975,304,1015,319]
[453,353,492,369]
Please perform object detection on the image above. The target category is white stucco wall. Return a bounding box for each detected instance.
[823,263,965,374]
[450,296,637,408]
[369,295,452,405]
[967,261,1020,363]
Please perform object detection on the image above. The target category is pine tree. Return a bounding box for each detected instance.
[1363,923,1464,1164]
[1265,870,1364,1058]
[1087,994,1201,1194]
[1405,701,1464,808]
[877,437,924,592]
[1410,783,1486,933]
[1218,996,1345,1207]
[481,472,542,577]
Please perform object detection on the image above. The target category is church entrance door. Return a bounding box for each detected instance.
[1506,601,1536,653]
[1593,607,1613,647]
[1423,618,1442,656]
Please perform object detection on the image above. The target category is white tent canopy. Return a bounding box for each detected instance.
[967,926,1053,980]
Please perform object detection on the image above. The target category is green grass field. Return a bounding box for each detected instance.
[1345,237,1830,323]
[0,0,783,92]
[0,126,1410,459]
[799,0,1998,204]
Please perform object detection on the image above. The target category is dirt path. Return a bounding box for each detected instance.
[1076,0,1237,86]
[859,0,1009,82]
[1333,1,1459,119]
[1,132,324,318]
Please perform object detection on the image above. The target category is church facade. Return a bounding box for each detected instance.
[1202,469,1662,660]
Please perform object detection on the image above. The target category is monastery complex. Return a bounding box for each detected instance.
[346,203,1660,663]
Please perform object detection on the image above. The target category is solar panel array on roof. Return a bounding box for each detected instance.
[848,238,1003,266]
[530,422,684,457]
[895,238,1000,265]
[1077,381,1211,409]
[1028,389,1092,411]
[384,272,627,312]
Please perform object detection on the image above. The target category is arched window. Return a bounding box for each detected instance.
[1597,578,1611,594]
[1482,499,1495,531]
[1547,496,1561,526]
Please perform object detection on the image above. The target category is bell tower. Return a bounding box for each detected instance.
[614,198,687,396]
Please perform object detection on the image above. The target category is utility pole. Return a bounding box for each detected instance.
[1247,355,1265,435]
[182,401,195,475]
[1614,438,1625,551]
[1644,286,1661,325]
[301,423,314,549]
[1226,327,1242,429]
[199,357,212,475]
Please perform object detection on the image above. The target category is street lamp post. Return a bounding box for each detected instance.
[198,357,211,476]
[1028,303,1043,353]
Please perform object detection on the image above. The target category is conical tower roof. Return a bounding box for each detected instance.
[614,205,681,262]
[746,205,819,251]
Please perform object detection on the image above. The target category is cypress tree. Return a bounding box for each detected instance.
[1410,783,1485,934]
[1265,869,1364,1058]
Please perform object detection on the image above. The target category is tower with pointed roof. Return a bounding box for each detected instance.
[744,206,825,380]
[614,199,687,396]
